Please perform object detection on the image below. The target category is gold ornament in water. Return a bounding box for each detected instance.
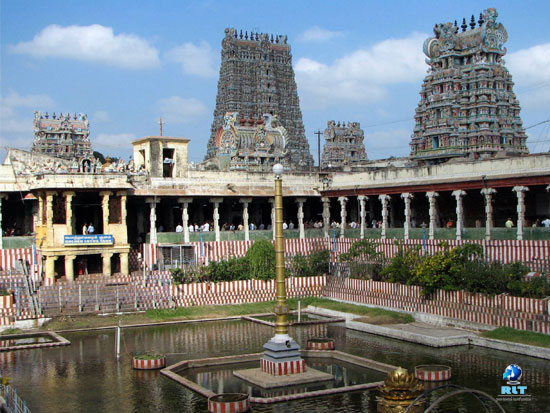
[377,367,424,413]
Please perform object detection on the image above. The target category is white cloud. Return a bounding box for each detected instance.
[157,96,208,124]
[295,32,428,108]
[94,133,136,149]
[298,27,343,42]
[166,41,216,77]
[507,43,550,110]
[11,24,160,69]
[0,91,55,148]
[94,111,110,122]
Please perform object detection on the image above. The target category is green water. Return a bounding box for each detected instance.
[2,320,548,412]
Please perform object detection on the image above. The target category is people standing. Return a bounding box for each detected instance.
[505,218,514,228]
[87,223,95,234]
[82,223,88,235]
[542,217,550,228]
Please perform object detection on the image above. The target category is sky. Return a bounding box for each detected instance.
[2,0,550,164]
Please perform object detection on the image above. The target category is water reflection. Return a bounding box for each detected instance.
[1,320,549,412]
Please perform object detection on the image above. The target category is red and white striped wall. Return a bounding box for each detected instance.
[260,358,306,376]
[142,239,550,270]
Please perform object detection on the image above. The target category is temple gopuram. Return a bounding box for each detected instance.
[31,111,94,162]
[409,8,528,164]
[205,28,313,169]
[214,112,288,171]
[321,121,368,169]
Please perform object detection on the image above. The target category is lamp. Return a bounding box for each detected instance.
[273,163,283,178]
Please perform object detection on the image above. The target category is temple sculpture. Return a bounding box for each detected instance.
[214,112,288,171]
[321,121,368,169]
[205,28,313,169]
[409,8,528,163]
[31,111,94,162]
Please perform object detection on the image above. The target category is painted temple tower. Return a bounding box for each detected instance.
[321,121,368,169]
[214,112,288,171]
[205,28,314,169]
[409,8,528,163]
[31,111,94,161]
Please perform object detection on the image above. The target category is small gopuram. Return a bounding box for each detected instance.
[409,8,528,163]
[321,121,368,169]
[213,112,288,171]
[205,28,314,169]
[31,111,94,162]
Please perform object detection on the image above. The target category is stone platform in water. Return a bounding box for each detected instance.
[233,366,333,389]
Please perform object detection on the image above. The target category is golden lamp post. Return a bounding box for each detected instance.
[273,162,289,335]
[260,163,302,375]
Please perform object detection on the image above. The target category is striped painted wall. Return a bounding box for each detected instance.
[142,238,550,270]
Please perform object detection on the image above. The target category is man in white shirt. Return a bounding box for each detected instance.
[203,222,210,232]
[542,217,550,228]
[175,224,183,233]
[188,224,194,233]
[87,223,95,234]
[282,222,288,230]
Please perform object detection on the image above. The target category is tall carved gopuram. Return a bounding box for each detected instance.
[321,121,368,169]
[205,28,314,169]
[410,8,528,163]
[31,111,94,161]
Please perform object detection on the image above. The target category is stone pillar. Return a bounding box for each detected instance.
[452,190,467,241]
[481,188,497,241]
[338,196,348,238]
[322,197,330,238]
[120,252,129,275]
[100,191,112,235]
[65,191,75,235]
[358,195,367,239]
[269,198,275,240]
[102,253,113,276]
[240,198,252,241]
[379,195,390,239]
[210,197,223,242]
[178,197,193,243]
[513,186,529,241]
[295,198,306,239]
[426,192,439,240]
[45,256,57,282]
[46,191,56,245]
[401,193,413,240]
[65,255,76,281]
[146,197,159,244]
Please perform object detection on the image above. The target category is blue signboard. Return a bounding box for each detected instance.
[64,234,114,246]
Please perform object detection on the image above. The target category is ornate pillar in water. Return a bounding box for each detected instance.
[379,195,390,239]
[452,190,466,241]
[401,193,413,240]
[426,192,439,240]
[513,186,529,241]
[481,188,497,241]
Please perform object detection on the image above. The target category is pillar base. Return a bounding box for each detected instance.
[262,336,303,376]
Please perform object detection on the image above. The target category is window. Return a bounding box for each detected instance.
[432,137,440,149]
[162,148,175,178]
[109,196,122,224]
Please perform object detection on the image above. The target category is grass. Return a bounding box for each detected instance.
[481,327,550,349]
[0,328,23,335]
[37,296,412,331]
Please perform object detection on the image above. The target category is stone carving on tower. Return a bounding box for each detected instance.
[409,8,528,163]
[215,112,288,171]
[31,111,94,162]
[205,28,313,169]
[321,121,368,169]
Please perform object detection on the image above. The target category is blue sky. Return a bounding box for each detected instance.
[2,0,550,163]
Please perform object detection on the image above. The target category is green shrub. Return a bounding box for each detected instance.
[379,243,422,284]
[245,240,275,280]
[0,289,11,296]
[289,249,330,277]
[340,239,386,280]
